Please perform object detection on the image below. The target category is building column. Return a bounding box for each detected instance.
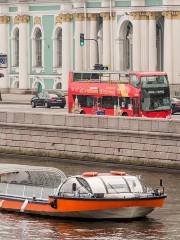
[61,14,72,91]
[89,14,98,69]
[115,38,124,71]
[74,13,84,71]
[0,16,9,89]
[163,11,173,84]
[110,13,116,71]
[140,13,149,71]
[132,13,141,71]
[101,12,111,67]
[18,15,29,89]
[148,12,157,71]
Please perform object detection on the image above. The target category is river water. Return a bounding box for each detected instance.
[0,155,179,240]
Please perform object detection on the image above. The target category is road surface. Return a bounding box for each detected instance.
[0,103,179,119]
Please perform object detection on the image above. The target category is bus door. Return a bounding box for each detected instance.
[132,98,140,116]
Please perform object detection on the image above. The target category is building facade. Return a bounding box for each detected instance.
[0,0,180,95]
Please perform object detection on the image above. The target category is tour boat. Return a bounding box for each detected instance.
[0,164,166,219]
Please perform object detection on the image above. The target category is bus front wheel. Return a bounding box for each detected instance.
[122,112,128,116]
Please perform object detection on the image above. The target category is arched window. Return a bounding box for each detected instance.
[124,22,133,70]
[53,27,62,68]
[35,28,42,67]
[156,16,164,71]
[56,82,62,89]
[118,20,133,71]
[56,28,62,67]
[12,28,19,67]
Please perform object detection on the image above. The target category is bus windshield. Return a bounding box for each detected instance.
[141,88,171,112]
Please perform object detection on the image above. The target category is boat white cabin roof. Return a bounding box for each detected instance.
[58,172,144,198]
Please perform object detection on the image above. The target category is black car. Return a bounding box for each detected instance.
[31,90,66,108]
[171,97,180,114]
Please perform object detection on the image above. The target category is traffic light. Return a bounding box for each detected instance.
[80,33,85,46]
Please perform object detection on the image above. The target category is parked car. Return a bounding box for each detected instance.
[171,97,180,114]
[31,90,66,108]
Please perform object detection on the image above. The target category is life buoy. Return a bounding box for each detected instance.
[82,172,98,177]
[110,171,127,176]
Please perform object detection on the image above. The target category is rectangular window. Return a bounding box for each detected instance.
[14,36,19,67]
[57,37,62,67]
[75,95,96,108]
[36,39,42,67]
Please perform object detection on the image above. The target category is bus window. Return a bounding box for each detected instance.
[141,75,168,88]
[73,73,82,81]
[120,97,130,109]
[100,97,131,109]
[130,75,140,88]
[82,73,91,81]
[91,73,100,81]
[75,95,95,108]
[101,96,116,109]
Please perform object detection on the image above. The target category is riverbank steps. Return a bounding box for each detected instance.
[0,111,179,169]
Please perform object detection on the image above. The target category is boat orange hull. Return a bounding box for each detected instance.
[0,195,166,219]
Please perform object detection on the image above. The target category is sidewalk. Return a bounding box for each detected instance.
[0,93,33,105]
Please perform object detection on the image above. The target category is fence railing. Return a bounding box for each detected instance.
[0,183,57,200]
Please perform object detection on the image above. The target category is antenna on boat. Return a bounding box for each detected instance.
[160,179,164,195]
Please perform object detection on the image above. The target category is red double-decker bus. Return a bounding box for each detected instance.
[68,71,171,118]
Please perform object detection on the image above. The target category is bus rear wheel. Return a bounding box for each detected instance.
[80,110,85,114]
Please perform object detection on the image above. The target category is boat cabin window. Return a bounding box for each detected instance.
[101,176,129,194]
[125,176,143,193]
[59,177,91,196]
[85,177,107,194]
[76,177,92,193]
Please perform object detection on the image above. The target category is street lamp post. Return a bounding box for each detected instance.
[80,33,99,64]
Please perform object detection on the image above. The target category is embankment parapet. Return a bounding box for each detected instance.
[0,111,179,167]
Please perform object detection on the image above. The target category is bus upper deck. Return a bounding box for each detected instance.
[71,71,130,83]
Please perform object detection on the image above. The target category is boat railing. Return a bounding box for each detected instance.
[0,183,57,200]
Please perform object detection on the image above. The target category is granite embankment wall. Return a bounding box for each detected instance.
[0,111,179,168]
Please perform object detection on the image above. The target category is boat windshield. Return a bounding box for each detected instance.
[125,176,143,193]
[58,177,92,196]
